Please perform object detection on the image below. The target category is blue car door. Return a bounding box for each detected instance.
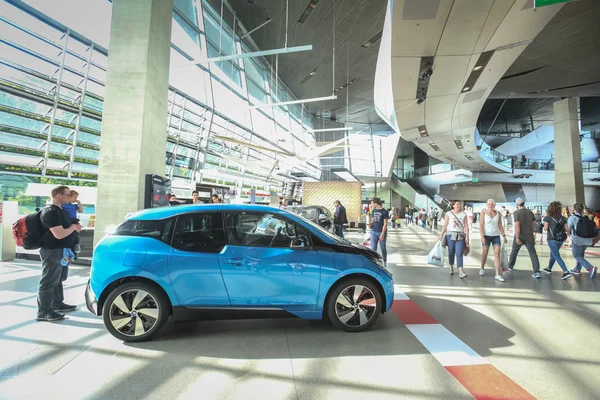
[219,212,321,310]
[167,211,230,306]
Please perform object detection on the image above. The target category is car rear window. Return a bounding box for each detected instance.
[113,218,173,244]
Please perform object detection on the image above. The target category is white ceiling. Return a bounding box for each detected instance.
[387,0,565,172]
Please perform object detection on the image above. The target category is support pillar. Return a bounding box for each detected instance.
[94,0,173,246]
[553,97,584,205]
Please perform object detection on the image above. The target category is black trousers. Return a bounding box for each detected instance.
[37,248,69,315]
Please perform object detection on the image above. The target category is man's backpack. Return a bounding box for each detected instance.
[574,214,597,239]
[12,208,48,250]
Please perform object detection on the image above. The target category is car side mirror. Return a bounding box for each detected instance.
[290,238,307,249]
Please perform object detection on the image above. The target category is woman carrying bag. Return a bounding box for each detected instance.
[541,201,571,280]
[479,199,507,282]
[439,200,469,278]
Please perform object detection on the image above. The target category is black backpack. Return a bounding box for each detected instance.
[549,217,567,242]
[574,214,597,238]
[12,207,48,250]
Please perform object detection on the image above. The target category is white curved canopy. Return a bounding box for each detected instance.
[375,0,565,171]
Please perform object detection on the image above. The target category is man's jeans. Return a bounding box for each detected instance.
[546,240,567,272]
[370,231,387,262]
[335,224,344,238]
[508,238,540,272]
[571,243,594,271]
[37,248,68,315]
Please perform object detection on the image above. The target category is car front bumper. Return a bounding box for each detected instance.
[85,279,99,315]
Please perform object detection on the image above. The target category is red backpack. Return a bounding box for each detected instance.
[12,207,49,250]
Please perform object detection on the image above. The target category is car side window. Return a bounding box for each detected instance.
[114,218,174,244]
[171,212,225,253]
[225,212,309,248]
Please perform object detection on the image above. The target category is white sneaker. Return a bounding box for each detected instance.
[495,274,505,282]
[479,269,485,276]
[459,271,468,279]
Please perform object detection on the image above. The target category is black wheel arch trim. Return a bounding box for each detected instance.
[97,277,173,317]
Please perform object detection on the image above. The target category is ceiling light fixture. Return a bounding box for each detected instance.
[462,87,470,92]
[250,94,337,109]
[299,0,320,24]
[473,65,482,71]
[420,63,434,82]
[306,127,353,133]
[331,167,361,182]
[175,45,313,67]
[418,125,428,137]
[454,139,463,149]
[362,30,383,48]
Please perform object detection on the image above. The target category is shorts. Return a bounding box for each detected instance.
[483,235,501,247]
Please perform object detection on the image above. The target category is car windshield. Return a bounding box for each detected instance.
[288,212,347,245]
[286,207,318,220]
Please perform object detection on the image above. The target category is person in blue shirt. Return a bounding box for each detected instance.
[369,197,389,264]
[62,190,83,257]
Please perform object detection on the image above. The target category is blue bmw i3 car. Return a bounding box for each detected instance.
[85,204,394,342]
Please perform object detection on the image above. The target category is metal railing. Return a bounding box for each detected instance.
[514,158,600,172]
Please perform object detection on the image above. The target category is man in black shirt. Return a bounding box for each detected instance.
[37,186,82,322]
[333,200,348,237]
[369,197,389,263]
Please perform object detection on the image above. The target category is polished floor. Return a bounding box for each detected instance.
[0,224,598,399]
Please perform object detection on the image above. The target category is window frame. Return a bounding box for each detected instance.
[170,211,227,253]
[112,217,175,245]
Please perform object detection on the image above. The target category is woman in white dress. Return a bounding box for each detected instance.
[479,199,507,282]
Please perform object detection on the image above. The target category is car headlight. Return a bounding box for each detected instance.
[373,255,386,269]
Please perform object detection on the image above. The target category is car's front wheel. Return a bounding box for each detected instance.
[327,278,382,332]
[102,282,170,342]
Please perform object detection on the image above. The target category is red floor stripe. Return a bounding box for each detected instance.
[445,364,535,400]
[391,300,438,325]
[586,250,600,256]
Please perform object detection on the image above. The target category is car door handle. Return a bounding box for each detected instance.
[224,257,245,266]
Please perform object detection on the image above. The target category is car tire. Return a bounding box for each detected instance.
[327,277,382,332]
[102,281,170,342]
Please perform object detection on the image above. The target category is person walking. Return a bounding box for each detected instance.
[507,198,541,278]
[333,200,348,238]
[568,203,598,278]
[533,209,544,244]
[37,186,82,322]
[479,199,507,281]
[369,198,389,264]
[541,201,571,279]
[439,200,469,278]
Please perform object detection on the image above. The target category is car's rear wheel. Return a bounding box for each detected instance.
[327,277,382,332]
[102,282,169,342]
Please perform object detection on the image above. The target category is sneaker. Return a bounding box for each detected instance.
[569,268,581,275]
[495,274,505,282]
[561,272,572,280]
[532,272,542,279]
[459,271,468,279]
[479,269,485,276]
[506,267,514,273]
[590,267,597,279]
[53,302,77,313]
[542,267,552,274]
[36,311,65,322]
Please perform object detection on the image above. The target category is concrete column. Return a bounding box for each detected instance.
[0,201,18,261]
[553,98,584,205]
[94,0,173,246]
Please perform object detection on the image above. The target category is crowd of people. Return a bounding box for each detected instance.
[438,198,599,282]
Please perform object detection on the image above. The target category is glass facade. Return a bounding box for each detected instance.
[0,0,320,206]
